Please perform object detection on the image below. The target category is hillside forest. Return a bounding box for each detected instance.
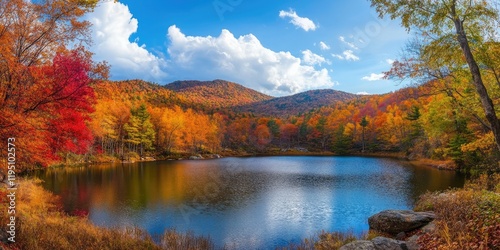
[0,0,500,175]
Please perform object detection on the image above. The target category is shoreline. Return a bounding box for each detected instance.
[41,150,459,173]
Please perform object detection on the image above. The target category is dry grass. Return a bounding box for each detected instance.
[0,178,215,250]
[160,230,215,250]
[414,174,500,250]
[280,230,380,250]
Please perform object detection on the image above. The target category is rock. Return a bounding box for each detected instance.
[340,237,417,250]
[339,240,376,250]
[189,155,204,160]
[294,147,309,152]
[406,235,421,250]
[371,237,409,250]
[395,232,406,240]
[420,221,436,234]
[368,210,435,235]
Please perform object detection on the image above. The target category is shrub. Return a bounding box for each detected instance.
[414,174,500,249]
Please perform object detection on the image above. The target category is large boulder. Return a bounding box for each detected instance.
[368,210,435,235]
[371,237,413,250]
[339,240,376,250]
[340,237,417,250]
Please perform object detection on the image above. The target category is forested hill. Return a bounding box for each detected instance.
[236,89,358,116]
[93,79,183,107]
[165,79,273,110]
[95,79,360,116]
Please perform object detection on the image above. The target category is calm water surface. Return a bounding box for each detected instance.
[36,156,465,249]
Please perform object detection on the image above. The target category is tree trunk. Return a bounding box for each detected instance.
[362,127,365,152]
[453,18,500,153]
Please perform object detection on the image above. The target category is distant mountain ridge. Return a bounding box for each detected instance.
[94,79,359,116]
[236,89,358,116]
[164,80,273,109]
[164,79,358,116]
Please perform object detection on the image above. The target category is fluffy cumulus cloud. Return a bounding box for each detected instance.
[279,9,317,31]
[319,41,330,50]
[302,50,329,66]
[85,2,166,81]
[167,26,334,95]
[361,73,385,81]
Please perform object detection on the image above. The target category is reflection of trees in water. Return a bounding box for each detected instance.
[404,162,465,204]
[34,158,465,216]
[35,162,269,213]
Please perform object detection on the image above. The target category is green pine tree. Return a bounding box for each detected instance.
[124,104,155,158]
[360,116,369,152]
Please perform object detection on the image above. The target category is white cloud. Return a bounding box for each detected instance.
[356,91,370,95]
[339,36,359,50]
[343,50,359,61]
[319,41,330,50]
[332,50,359,61]
[386,59,395,65]
[361,73,385,81]
[302,50,329,66]
[85,2,167,81]
[279,9,317,31]
[332,54,344,60]
[167,26,334,96]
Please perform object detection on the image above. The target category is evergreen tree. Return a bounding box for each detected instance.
[124,104,155,158]
[406,106,424,141]
[360,116,369,152]
[332,125,351,155]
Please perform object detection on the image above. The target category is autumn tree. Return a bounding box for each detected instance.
[90,98,131,157]
[254,124,272,150]
[371,0,500,154]
[280,123,298,149]
[0,0,106,173]
[149,106,185,154]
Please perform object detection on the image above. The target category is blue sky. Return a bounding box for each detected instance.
[84,0,410,96]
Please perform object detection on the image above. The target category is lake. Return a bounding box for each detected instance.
[36,156,465,249]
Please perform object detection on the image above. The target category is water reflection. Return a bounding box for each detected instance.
[36,156,464,249]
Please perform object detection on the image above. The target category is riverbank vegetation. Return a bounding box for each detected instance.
[414,175,500,249]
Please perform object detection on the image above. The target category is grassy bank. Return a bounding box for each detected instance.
[413,174,500,249]
[0,179,215,250]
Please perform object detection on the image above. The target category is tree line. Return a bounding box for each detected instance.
[1,0,499,175]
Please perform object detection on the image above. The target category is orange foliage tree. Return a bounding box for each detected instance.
[0,0,106,171]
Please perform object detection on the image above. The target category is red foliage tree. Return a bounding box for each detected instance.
[1,50,96,169]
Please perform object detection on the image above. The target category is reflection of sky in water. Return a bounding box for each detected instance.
[38,156,464,249]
